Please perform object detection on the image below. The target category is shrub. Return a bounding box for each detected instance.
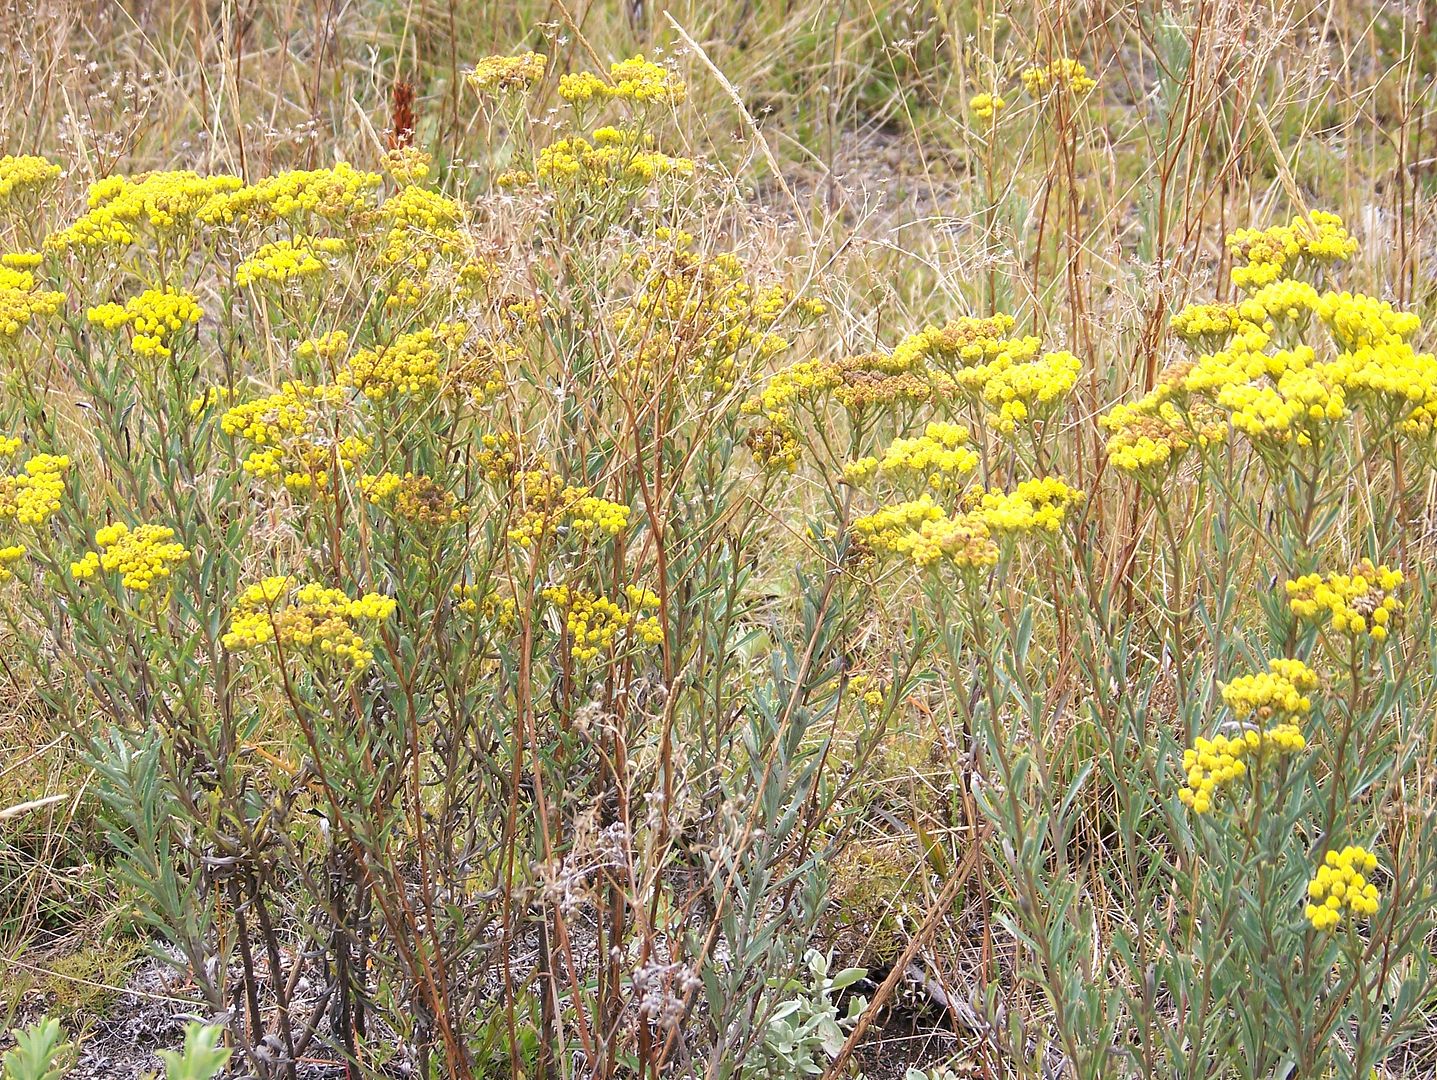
[0,20,1434,1080]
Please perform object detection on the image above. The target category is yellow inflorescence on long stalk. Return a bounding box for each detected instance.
[1306,846,1381,931]
[71,522,190,592]
[222,578,396,674]
[1287,561,1403,642]
[1101,210,1434,474]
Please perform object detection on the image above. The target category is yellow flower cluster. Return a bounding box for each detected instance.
[457,255,499,298]
[1332,342,1437,430]
[1101,215,1437,471]
[964,477,1083,533]
[0,452,69,526]
[188,385,234,416]
[609,55,687,103]
[374,187,467,300]
[541,583,663,663]
[844,422,977,490]
[1178,722,1307,814]
[1305,846,1381,930]
[852,497,1000,571]
[0,154,61,205]
[1101,397,1227,474]
[846,673,888,710]
[745,423,802,472]
[844,433,1080,565]
[558,56,686,105]
[47,171,243,249]
[1220,657,1318,721]
[0,448,68,581]
[1020,58,1097,96]
[746,313,1063,469]
[556,72,608,103]
[358,471,401,501]
[1216,365,1346,443]
[888,314,1019,373]
[568,493,632,535]
[220,382,375,495]
[744,360,843,443]
[536,127,695,187]
[87,288,202,359]
[223,579,396,673]
[221,381,346,445]
[339,323,467,401]
[235,237,346,287]
[381,185,465,232]
[454,583,517,627]
[1170,302,1246,349]
[0,264,65,339]
[1226,210,1357,292]
[497,294,542,331]
[248,434,371,495]
[200,163,381,227]
[871,316,1078,439]
[1238,278,1320,333]
[980,349,1082,434]
[296,330,351,364]
[382,147,432,186]
[968,93,1006,122]
[477,432,518,482]
[505,467,630,547]
[368,473,461,528]
[1286,560,1402,641]
[70,522,190,592]
[1315,291,1420,350]
[468,52,547,94]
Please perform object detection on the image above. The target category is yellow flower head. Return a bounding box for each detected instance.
[197,163,381,228]
[1021,58,1097,97]
[48,171,243,250]
[981,350,1082,435]
[0,263,65,339]
[852,496,999,571]
[535,128,695,189]
[0,452,69,527]
[364,472,461,528]
[969,93,1006,122]
[503,465,630,548]
[339,323,467,401]
[1178,720,1306,814]
[469,52,547,94]
[1305,845,1381,931]
[1226,211,1357,292]
[71,521,190,593]
[1220,657,1318,721]
[87,288,202,359]
[223,578,396,674]
[1286,559,1402,642]
[964,477,1083,533]
[541,583,664,663]
[0,155,62,206]
[844,422,977,491]
[558,56,686,106]
[235,237,345,288]
[1171,303,1249,350]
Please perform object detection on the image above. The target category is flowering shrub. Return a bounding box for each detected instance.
[0,24,1434,1080]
